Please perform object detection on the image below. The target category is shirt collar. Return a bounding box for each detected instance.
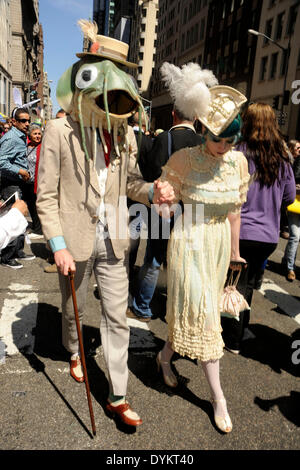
[12,125,27,140]
[169,123,196,133]
[133,125,144,133]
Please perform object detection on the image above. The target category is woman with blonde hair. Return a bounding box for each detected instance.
[222,103,296,353]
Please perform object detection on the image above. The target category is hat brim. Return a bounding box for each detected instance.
[76,52,138,69]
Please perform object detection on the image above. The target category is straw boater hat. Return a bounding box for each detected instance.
[76,19,138,68]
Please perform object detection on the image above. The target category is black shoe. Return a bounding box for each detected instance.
[1,259,23,269]
[17,252,36,261]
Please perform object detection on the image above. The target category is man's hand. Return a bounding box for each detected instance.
[19,169,30,182]
[12,200,28,217]
[153,180,176,205]
[54,249,76,276]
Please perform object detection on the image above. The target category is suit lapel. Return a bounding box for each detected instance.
[63,119,100,195]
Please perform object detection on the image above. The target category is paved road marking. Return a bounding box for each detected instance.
[259,278,300,325]
[0,283,38,360]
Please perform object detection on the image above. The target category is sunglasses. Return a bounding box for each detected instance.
[16,118,31,123]
[207,132,236,145]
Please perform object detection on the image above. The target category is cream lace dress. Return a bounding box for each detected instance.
[160,145,249,362]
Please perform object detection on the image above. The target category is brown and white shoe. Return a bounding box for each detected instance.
[287,270,296,282]
[70,356,84,383]
[106,400,142,427]
[44,263,58,273]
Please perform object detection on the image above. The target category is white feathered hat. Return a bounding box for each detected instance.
[160,62,247,136]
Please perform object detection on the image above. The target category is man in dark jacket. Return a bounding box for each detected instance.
[127,107,202,322]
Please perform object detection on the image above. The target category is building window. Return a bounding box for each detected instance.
[259,56,268,81]
[264,19,273,44]
[286,4,299,36]
[142,9,147,17]
[183,7,187,24]
[275,12,285,40]
[280,49,288,76]
[222,3,226,19]
[200,18,205,40]
[269,52,278,79]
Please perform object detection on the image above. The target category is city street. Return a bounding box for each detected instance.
[0,232,299,452]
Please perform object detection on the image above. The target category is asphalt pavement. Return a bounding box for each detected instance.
[0,232,299,453]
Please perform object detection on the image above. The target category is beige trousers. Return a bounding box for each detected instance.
[58,225,130,396]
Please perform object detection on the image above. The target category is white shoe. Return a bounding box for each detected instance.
[211,397,232,433]
[28,232,44,239]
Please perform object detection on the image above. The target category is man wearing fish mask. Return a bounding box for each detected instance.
[36,20,173,427]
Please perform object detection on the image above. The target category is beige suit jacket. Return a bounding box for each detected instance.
[36,116,151,261]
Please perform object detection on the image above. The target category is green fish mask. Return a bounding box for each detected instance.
[56,20,147,162]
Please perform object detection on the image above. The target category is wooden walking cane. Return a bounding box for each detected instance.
[68,271,96,436]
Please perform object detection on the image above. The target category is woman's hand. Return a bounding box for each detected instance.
[153,180,176,205]
[230,256,247,271]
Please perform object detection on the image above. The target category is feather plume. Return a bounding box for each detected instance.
[160,62,218,121]
[77,19,98,43]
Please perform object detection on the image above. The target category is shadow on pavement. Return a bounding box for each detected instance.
[254,391,300,427]
[128,339,222,434]
[266,260,300,280]
[23,352,95,439]
[241,324,300,377]
[12,301,141,435]
[30,242,49,260]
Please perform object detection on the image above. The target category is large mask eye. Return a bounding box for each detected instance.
[75,65,98,89]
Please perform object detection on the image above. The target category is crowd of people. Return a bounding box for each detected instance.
[0,22,299,435]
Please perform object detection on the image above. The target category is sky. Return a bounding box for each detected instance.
[39,0,93,115]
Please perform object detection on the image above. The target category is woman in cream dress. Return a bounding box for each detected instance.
[153,63,250,434]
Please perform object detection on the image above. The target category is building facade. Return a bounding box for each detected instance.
[93,0,115,36]
[204,0,262,98]
[250,0,300,139]
[129,0,159,103]
[113,0,135,43]
[0,0,52,123]
[10,0,42,108]
[151,0,211,129]
[0,0,12,118]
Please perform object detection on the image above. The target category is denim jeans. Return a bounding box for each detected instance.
[283,212,300,270]
[130,211,171,319]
